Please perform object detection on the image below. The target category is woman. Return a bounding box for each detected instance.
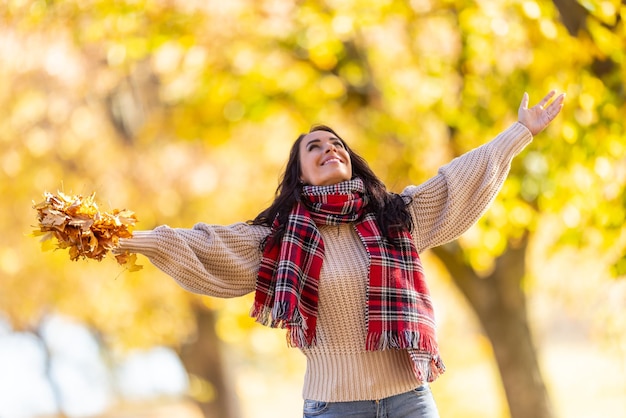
[118,91,565,417]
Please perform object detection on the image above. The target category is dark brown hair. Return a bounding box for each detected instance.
[250,125,412,245]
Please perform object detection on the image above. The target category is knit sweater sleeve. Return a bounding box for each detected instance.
[117,222,270,298]
[405,122,533,252]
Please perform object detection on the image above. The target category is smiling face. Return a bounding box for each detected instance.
[299,130,353,186]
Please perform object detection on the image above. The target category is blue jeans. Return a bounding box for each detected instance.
[303,385,439,418]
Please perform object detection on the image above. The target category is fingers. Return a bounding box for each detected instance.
[521,90,566,114]
[537,89,557,108]
[546,93,566,119]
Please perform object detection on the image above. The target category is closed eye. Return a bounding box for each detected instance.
[304,137,344,152]
[332,140,345,149]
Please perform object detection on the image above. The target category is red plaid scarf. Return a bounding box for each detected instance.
[251,178,445,382]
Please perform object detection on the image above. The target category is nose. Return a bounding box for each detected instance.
[324,142,337,153]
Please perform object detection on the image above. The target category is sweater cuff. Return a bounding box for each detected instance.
[492,122,533,159]
[117,230,161,257]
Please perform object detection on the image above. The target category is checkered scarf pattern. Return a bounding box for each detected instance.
[251,178,445,382]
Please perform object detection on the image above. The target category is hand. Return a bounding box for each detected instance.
[518,90,565,135]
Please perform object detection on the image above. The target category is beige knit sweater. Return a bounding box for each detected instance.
[119,122,532,402]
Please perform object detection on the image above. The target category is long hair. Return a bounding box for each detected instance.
[250,125,413,246]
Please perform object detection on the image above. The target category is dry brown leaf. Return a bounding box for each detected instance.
[32,191,142,271]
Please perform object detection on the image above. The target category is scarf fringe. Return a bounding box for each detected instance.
[250,302,315,348]
[367,331,445,382]
[409,352,446,383]
[365,330,438,352]
[287,325,316,348]
[250,303,274,327]
[250,302,292,328]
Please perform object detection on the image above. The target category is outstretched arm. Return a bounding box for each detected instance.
[119,222,270,298]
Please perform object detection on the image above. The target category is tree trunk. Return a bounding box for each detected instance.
[431,235,553,418]
[551,0,589,35]
[179,302,239,418]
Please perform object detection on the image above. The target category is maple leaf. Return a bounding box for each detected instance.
[115,252,143,272]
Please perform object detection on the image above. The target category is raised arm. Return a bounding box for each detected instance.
[406,91,565,252]
[118,222,270,298]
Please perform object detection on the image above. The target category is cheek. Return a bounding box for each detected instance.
[344,153,353,172]
[299,154,314,180]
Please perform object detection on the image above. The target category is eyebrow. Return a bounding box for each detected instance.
[305,137,341,148]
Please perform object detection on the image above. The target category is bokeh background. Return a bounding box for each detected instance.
[1,0,625,417]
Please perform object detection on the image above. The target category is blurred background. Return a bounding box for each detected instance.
[1,0,625,417]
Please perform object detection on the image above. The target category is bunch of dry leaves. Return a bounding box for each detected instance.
[32,191,142,271]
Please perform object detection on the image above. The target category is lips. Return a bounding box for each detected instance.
[321,157,342,166]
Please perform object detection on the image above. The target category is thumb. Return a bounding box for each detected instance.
[519,92,529,111]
